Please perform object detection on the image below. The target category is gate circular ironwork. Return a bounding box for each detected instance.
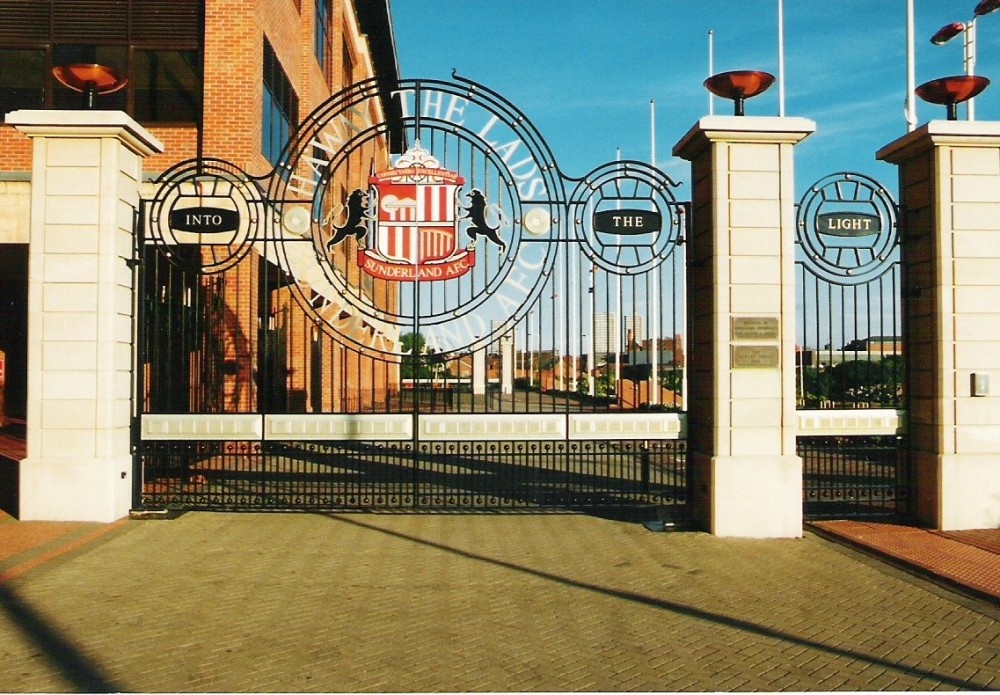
[264,77,566,357]
[264,75,678,358]
[141,76,680,362]
[570,160,683,275]
[146,158,269,274]
[796,172,898,284]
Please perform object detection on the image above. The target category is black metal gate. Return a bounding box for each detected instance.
[133,76,689,520]
[137,439,686,514]
[794,172,910,520]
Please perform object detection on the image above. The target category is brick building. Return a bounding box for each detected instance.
[0,0,401,420]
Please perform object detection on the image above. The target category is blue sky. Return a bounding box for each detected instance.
[392,1,1000,198]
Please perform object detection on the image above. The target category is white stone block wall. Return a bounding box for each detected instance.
[878,121,1000,530]
[673,116,815,537]
[0,181,31,244]
[9,111,162,522]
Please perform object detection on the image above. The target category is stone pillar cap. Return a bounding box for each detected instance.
[6,109,164,156]
[673,115,816,160]
[878,119,1000,164]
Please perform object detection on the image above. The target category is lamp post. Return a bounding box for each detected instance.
[929,0,1000,120]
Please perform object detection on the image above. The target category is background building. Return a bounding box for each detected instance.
[0,0,401,420]
[592,312,646,355]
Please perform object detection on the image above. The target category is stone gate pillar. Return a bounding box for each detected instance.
[8,110,163,522]
[878,121,1000,530]
[673,116,815,537]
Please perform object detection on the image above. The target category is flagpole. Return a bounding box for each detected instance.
[570,218,578,393]
[527,311,533,386]
[650,99,656,167]
[614,148,622,392]
[557,268,564,392]
[649,99,659,406]
[968,19,977,121]
[588,255,595,396]
[777,0,786,116]
[906,0,917,131]
[708,30,715,115]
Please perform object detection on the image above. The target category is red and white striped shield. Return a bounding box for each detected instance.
[372,179,460,264]
[359,163,475,282]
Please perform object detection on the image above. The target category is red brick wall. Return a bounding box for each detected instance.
[201,0,266,171]
[0,128,32,172]
[146,127,200,172]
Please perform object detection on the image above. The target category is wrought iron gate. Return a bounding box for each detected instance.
[794,173,910,519]
[133,76,689,519]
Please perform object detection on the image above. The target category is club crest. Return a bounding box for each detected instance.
[326,143,506,282]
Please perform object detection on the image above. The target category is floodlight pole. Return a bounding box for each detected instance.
[931,0,1000,121]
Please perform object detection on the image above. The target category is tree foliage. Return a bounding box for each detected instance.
[400,332,434,379]
[800,356,904,407]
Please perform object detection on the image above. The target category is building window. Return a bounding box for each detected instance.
[314,0,330,72]
[132,49,203,123]
[263,39,298,167]
[0,0,203,123]
[0,48,46,114]
[342,38,354,87]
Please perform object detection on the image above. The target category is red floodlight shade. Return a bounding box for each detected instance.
[930,22,967,45]
[703,70,775,115]
[974,0,1000,17]
[52,63,128,95]
[916,74,990,104]
[704,70,775,100]
[915,75,990,119]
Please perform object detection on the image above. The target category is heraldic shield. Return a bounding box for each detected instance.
[359,148,475,282]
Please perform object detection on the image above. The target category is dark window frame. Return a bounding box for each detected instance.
[314,0,331,75]
[262,39,299,167]
[0,0,203,124]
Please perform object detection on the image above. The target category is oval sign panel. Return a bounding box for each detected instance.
[816,212,881,238]
[168,206,241,234]
[592,209,662,235]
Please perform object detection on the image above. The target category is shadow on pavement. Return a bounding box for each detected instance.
[322,513,985,691]
[0,582,122,693]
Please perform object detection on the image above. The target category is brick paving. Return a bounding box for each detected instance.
[0,513,126,583]
[811,520,1000,605]
[937,529,1000,555]
[0,512,998,692]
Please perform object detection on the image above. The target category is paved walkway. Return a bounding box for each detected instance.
[811,520,1000,605]
[0,510,998,692]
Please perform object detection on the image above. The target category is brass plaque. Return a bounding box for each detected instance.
[731,345,780,369]
[731,317,780,341]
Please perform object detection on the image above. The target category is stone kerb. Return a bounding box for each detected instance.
[7,110,162,522]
